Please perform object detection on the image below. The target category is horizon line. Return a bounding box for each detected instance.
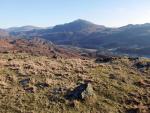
[1,19,150,29]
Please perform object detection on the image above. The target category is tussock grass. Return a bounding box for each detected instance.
[0,53,150,113]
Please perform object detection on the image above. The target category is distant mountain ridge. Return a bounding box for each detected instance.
[0,29,10,38]
[6,25,43,32]
[1,19,150,57]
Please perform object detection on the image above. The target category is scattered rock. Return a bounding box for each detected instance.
[135,62,145,69]
[19,78,30,86]
[135,62,150,69]
[128,57,139,61]
[126,108,139,113]
[8,58,13,61]
[52,54,58,59]
[24,87,34,93]
[35,82,49,88]
[95,55,117,63]
[65,82,95,101]
[95,57,112,63]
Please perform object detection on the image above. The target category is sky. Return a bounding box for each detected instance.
[0,0,150,28]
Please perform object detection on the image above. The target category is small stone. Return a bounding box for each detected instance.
[35,82,49,88]
[19,78,30,86]
[24,87,34,93]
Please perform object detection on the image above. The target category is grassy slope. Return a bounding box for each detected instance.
[0,53,150,113]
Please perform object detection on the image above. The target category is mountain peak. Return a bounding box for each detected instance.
[71,19,95,25]
[52,19,104,32]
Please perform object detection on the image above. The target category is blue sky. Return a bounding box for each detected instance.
[0,0,150,28]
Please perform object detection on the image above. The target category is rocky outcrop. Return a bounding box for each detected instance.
[128,57,139,61]
[95,55,118,63]
[135,62,150,69]
[65,82,95,101]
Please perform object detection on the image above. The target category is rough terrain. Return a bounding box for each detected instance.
[0,38,150,113]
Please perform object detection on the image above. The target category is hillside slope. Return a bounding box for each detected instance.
[0,38,82,58]
[0,51,150,113]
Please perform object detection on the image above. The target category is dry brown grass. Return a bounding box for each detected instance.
[0,53,150,113]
